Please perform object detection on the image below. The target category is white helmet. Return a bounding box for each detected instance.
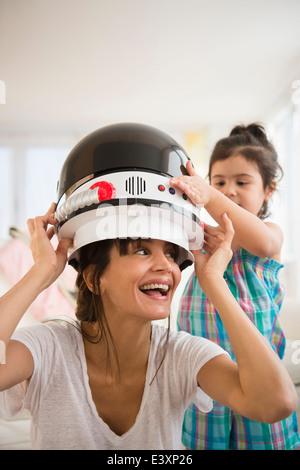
[55,123,204,270]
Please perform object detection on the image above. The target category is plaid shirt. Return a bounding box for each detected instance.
[177,249,300,450]
[178,249,286,360]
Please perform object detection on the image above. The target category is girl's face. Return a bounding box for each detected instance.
[99,239,181,324]
[210,154,275,216]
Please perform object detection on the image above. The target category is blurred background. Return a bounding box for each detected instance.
[0,0,300,299]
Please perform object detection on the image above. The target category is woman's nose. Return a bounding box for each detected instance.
[151,252,172,272]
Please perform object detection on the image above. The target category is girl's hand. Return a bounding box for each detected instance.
[27,203,73,289]
[193,213,234,284]
[170,160,212,206]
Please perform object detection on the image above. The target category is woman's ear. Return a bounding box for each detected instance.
[83,265,98,294]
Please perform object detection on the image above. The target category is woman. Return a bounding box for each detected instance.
[0,202,297,450]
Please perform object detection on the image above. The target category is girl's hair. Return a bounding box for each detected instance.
[74,238,170,382]
[208,123,283,219]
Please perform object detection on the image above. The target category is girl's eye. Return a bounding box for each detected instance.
[214,181,225,187]
[237,181,247,186]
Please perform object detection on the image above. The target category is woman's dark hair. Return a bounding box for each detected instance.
[74,238,170,382]
[75,238,115,325]
[208,123,283,219]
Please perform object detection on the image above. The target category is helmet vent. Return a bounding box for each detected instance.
[125,176,146,195]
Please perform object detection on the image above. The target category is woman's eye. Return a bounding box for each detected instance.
[166,251,177,261]
[135,248,149,255]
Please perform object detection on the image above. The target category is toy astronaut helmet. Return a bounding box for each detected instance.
[55,123,204,271]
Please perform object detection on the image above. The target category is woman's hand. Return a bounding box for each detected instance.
[27,203,73,289]
[203,223,227,255]
[0,204,73,370]
[193,213,234,286]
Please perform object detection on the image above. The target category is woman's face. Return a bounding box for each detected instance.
[99,239,182,324]
[210,154,275,216]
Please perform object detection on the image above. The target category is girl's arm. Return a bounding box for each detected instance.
[170,161,283,259]
[0,203,72,391]
[194,214,297,423]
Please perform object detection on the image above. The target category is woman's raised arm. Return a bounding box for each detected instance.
[0,203,72,391]
[195,213,297,423]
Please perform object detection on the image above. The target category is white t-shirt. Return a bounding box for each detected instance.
[0,321,227,450]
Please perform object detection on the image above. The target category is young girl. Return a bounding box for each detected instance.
[0,165,297,450]
[172,123,300,450]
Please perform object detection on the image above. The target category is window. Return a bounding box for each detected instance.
[269,103,300,297]
[0,148,14,239]
[23,147,70,221]
[0,134,75,241]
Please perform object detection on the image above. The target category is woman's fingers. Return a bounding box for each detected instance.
[27,203,57,239]
[46,226,55,240]
[203,225,225,253]
[221,212,235,245]
[56,238,73,259]
[26,218,35,238]
[47,202,57,225]
[46,202,57,215]
[23,204,71,287]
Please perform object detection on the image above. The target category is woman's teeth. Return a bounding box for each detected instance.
[140,283,169,292]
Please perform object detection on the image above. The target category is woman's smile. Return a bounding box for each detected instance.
[139,278,172,300]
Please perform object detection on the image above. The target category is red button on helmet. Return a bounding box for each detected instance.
[90,181,116,201]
